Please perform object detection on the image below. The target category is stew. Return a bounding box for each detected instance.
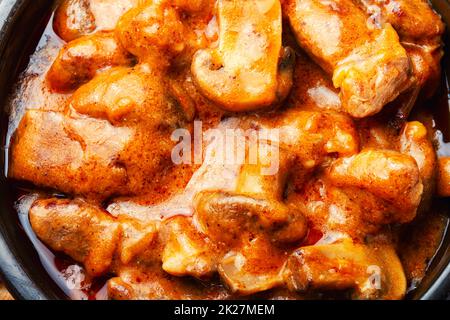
[5,0,450,300]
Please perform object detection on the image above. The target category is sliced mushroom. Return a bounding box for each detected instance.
[196,191,307,245]
[47,31,134,92]
[283,240,407,300]
[195,147,307,245]
[191,0,293,112]
[235,146,294,201]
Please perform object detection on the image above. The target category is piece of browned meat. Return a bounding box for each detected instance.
[30,198,158,276]
[161,216,218,280]
[53,0,139,42]
[437,157,450,197]
[116,1,186,63]
[47,31,134,92]
[327,149,423,222]
[355,0,444,98]
[355,0,444,41]
[11,64,185,199]
[283,0,411,118]
[10,111,132,198]
[30,198,121,276]
[283,240,407,300]
[399,121,437,210]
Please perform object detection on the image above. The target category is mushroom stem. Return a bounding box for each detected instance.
[191,0,293,112]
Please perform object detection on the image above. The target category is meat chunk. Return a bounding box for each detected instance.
[116,1,185,63]
[291,150,424,240]
[291,178,381,238]
[355,0,444,41]
[53,0,139,41]
[68,64,185,195]
[174,0,210,13]
[332,25,410,118]
[162,216,217,280]
[12,65,184,199]
[327,149,423,221]
[30,198,158,275]
[9,111,132,198]
[47,32,134,92]
[399,121,436,209]
[283,240,407,299]
[245,110,360,168]
[284,0,411,118]
[218,237,285,295]
[30,198,121,276]
[118,220,158,265]
[355,0,444,98]
[280,110,360,159]
[289,149,423,239]
[406,45,443,98]
[285,51,342,112]
[437,157,450,197]
[108,267,231,300]
[68,65,182,125]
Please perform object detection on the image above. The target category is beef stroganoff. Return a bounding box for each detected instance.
[5,0,450,300]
